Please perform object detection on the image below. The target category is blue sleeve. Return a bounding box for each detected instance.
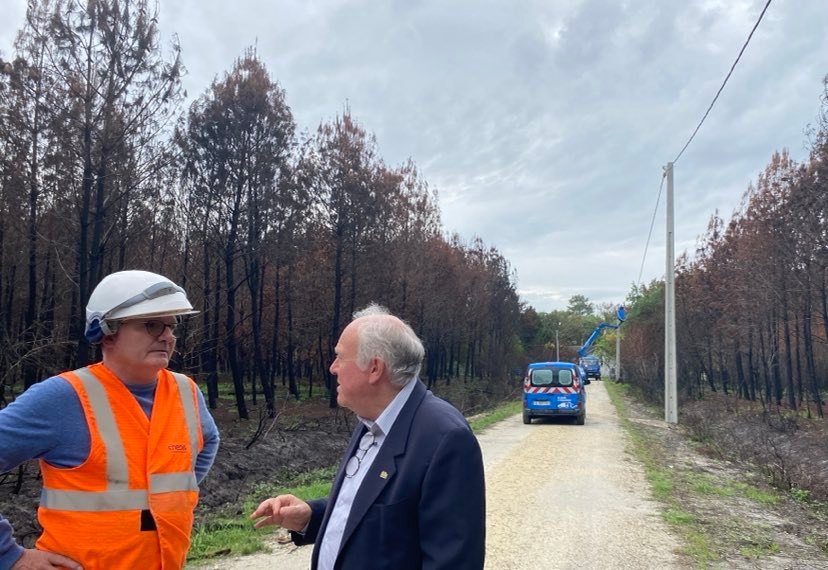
[194,387,219,483]
[0,524,23,570]
[0,378,89,570]
[0,377,89,470]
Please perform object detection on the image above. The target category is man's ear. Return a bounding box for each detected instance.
[367,357,386,384]
[100,333,117,350]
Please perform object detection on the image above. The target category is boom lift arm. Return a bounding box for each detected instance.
[577,323,618,358]
[576,305,627,358]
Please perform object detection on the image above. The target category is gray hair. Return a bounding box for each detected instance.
[353,303,424,387]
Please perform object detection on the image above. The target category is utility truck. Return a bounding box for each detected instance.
[577,305,626,380]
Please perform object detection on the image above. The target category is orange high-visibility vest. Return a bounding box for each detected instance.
[36,363,204,569]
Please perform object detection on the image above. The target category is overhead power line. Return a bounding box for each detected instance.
[672,0,773,165]
[636,0,774,290]
[637,171,666,288]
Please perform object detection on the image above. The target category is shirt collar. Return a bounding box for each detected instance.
[359,377,418,437]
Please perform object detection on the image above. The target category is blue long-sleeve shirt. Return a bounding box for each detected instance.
[0,374,220,569]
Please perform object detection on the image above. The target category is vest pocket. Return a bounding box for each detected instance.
[140,509,157,531]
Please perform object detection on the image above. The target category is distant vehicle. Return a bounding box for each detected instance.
[575,363,591,385]
[523,362,586,425]
[579,355,601,380]
[576,305,626,381]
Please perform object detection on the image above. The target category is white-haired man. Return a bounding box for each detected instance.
[252,303,485,569]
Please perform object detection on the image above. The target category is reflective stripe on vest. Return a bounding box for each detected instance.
[40,367,200,511]
[150,472,198,494]
[171,372,199,472]
[40,488,149,511]
[74,366,130,489]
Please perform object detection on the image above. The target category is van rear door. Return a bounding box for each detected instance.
[524,367,580,412]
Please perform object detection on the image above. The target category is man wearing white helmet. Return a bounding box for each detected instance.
[0,270,220,570]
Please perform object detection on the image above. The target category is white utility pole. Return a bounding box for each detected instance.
[555,324,560,361]
[664,163,678,424]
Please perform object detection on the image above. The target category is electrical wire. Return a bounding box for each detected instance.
[672,0,773,165]
[636,0,773,289]
[637,170,667,288]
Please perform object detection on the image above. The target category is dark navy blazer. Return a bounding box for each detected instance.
[293,379,486,569]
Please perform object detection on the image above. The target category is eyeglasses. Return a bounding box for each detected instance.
[130,319,178,338]
[345,432,377,478]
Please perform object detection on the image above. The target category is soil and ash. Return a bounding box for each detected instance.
[622,389,828,569]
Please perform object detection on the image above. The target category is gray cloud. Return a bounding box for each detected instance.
[3,0,826,312]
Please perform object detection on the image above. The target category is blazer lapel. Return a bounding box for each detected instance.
[337,380,428,551]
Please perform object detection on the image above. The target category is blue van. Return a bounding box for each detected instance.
[522,362,586,425]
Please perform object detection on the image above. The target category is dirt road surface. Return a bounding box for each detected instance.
[193,382,682,569]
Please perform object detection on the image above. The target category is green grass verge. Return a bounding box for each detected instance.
[187,399,520,565]
[468,400,522,433]
[740,539,780,559]
[604,381,718,566]
[604,381,792,568]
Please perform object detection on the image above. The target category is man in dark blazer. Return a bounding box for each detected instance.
[251,303,486,569]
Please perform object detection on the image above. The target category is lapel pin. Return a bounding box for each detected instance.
[379,471,388,479]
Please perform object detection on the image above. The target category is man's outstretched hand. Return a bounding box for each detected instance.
[250,494,312,532]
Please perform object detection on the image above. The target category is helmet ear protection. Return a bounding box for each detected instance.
[85,319,104,344]
[84,316,117,344]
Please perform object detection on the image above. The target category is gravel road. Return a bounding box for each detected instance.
[193,382,682,569]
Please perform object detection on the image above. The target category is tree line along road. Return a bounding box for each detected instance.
[194,381,683,570]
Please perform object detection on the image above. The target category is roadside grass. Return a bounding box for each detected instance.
[739,535,780,559]
[604,381,795,568]
[188,466,336,564]
[684,471,778,505]
[468,400,522,433]
[187,398,520,565]
[604,381,718,567]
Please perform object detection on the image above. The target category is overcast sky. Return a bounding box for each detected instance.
[2,1,826,313]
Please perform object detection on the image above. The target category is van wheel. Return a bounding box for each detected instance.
[576,413,585,425]
[522,410,531,425]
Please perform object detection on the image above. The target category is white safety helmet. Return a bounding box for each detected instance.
[84,270,198,343]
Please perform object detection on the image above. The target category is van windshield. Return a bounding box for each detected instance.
[530,368,574,387]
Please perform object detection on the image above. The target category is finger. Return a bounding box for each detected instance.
[280,505,304,518]
[15,549,83,570]
[252,518,270,529]
[47,552,83,570]
[253,514,279,529]
[249,500,273,519]
[249,508,263,520]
